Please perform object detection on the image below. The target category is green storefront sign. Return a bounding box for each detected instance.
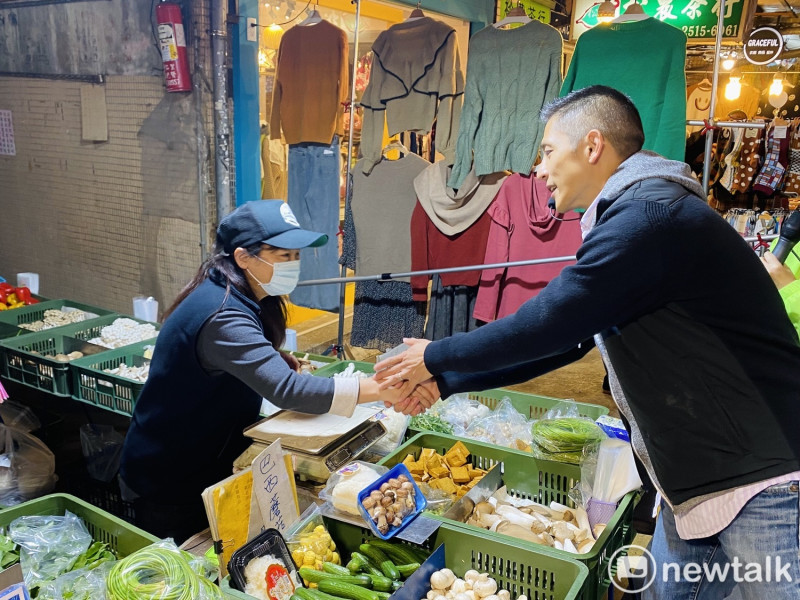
[498,0,552,25]
[573,0,748,40]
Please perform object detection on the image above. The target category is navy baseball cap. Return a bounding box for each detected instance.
[216,200,328,253]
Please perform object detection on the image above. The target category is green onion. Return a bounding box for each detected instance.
[531,418,606,464]
[409,414,453,434]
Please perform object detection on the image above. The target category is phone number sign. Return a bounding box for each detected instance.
[572,0,748,41]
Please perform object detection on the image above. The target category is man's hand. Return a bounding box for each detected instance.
[374,338,432,398]
[279,350,301,372]
[761,252,798,290]
[385,379,440,416]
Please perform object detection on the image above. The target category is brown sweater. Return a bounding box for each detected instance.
[270,20,349,145]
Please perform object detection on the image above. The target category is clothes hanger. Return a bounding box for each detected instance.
[612,1,650,23]
[299,1,322,26]
[407,1,425,20]
[382,139,410,159]
[493,3,531,28]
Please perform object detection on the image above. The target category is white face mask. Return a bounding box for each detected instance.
[248,255,301,296]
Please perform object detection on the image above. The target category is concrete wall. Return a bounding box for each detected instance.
[0,0,214,315]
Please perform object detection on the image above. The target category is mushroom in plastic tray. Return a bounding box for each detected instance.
[358,463,427,540]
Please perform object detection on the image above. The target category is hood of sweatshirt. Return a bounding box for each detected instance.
[600,151,705,202]
[414,161,507,236]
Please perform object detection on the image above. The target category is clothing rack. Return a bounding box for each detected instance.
[298,255,579,287]
[686,120,767,129]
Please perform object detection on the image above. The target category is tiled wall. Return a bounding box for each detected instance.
[0,75,205,315]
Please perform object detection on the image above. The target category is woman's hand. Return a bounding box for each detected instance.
[388,379,441,416]
[761,252,798,290]
[374,338,432,399]
[279,350,301,372]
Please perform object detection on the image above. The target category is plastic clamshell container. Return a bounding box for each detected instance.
[228,528,299,594]
[357,463,427,540]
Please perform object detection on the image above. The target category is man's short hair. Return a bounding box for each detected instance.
[541,86,645,159]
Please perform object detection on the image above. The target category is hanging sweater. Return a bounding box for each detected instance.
[411,161,506,300]
[448,20,563,188]
[270,20,349,145]
[561,18,687,161]
[360,18,464,174]
[473,173,583,322]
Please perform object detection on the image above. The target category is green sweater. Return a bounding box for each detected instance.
[448,20,562,189]
[561,18,687,162]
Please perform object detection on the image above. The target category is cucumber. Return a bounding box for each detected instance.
[396,562,421,578]
[295,588,341,600]
[363,573,393,592]
[358,544,401,580]
[362,540,421,566]
[291,595,305,600]
[297,567,372,587]
[375,592,392,600]
[318,580,380,600]
[347,552,383,577]
[323,562,352,576]
[391,580,402,591]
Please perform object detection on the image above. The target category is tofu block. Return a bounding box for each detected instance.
[420,448,436,461]
[429,465,450,479]
[451,466,470,484]
[402,454,416,467]
[468,467,484,480]
[445,452,468,468]
[438,478,458,495]
[408,461,425,475]
[446,441,470,459]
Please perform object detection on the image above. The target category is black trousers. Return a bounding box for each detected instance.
[132,494,208,545]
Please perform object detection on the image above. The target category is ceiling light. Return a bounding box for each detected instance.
[597,0,616,23]
[725,77,741,101]
[770,77,784,96]
[722,57,735,70]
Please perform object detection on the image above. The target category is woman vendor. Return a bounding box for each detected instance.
[120,200,400,542]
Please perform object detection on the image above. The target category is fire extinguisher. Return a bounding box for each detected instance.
[156,1,192,92]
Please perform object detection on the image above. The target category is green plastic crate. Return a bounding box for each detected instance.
[0,315,158,397]
[0,493,157,556]
[379,433,637,600]
[71,341,154,416]
[0,332,109,396]
[222,515,588,600]
[283,350,338,372]
[311,360,375,377]
[0,299,114,333]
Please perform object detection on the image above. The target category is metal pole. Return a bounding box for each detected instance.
[212,0,233,223]
[334,0,362,359]
[687,120,766,129]
[702,0,727,195]
[297,255,579,286]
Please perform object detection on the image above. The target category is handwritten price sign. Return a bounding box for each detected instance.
[253,440,299,533]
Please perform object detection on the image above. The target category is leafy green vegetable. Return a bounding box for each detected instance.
[70,541,115,572]
[0,534,19,569]
[409,414,453,434]
[531,418,606,464]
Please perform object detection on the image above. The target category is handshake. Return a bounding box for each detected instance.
[372,338,438,416]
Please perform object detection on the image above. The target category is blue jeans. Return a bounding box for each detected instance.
[644,481,800,600]
[287,136,341,312]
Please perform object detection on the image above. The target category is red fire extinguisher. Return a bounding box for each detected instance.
[156,1,192,92]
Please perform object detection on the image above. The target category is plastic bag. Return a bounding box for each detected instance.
[0,424,56,506]
[106,539,222,600]
[530,401,607,465]
[8,510,92,588]
[0,401,40,433]
[80,424,125,483]
[465,398,533,450]
[363,403,410,456]
[416,482,454,516]
[36,561,115,600]
[435,394,491,435]
[319,461,388,517]
[285,504,340,573]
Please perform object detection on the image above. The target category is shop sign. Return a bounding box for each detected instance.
[498,0,552,25]
[571,0,748,41]
[743,27,784,65]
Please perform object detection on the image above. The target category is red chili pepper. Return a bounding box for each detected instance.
[14,287,31,303]
[25,298,39,305]
[0,290,7,304]
[0,283,13,294]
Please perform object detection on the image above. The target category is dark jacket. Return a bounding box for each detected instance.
[426,171,800,507]
[120,272,334,501]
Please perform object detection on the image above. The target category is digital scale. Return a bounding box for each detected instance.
[238,406,387,482]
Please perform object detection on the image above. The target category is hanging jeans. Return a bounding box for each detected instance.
[287,136,341,312]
